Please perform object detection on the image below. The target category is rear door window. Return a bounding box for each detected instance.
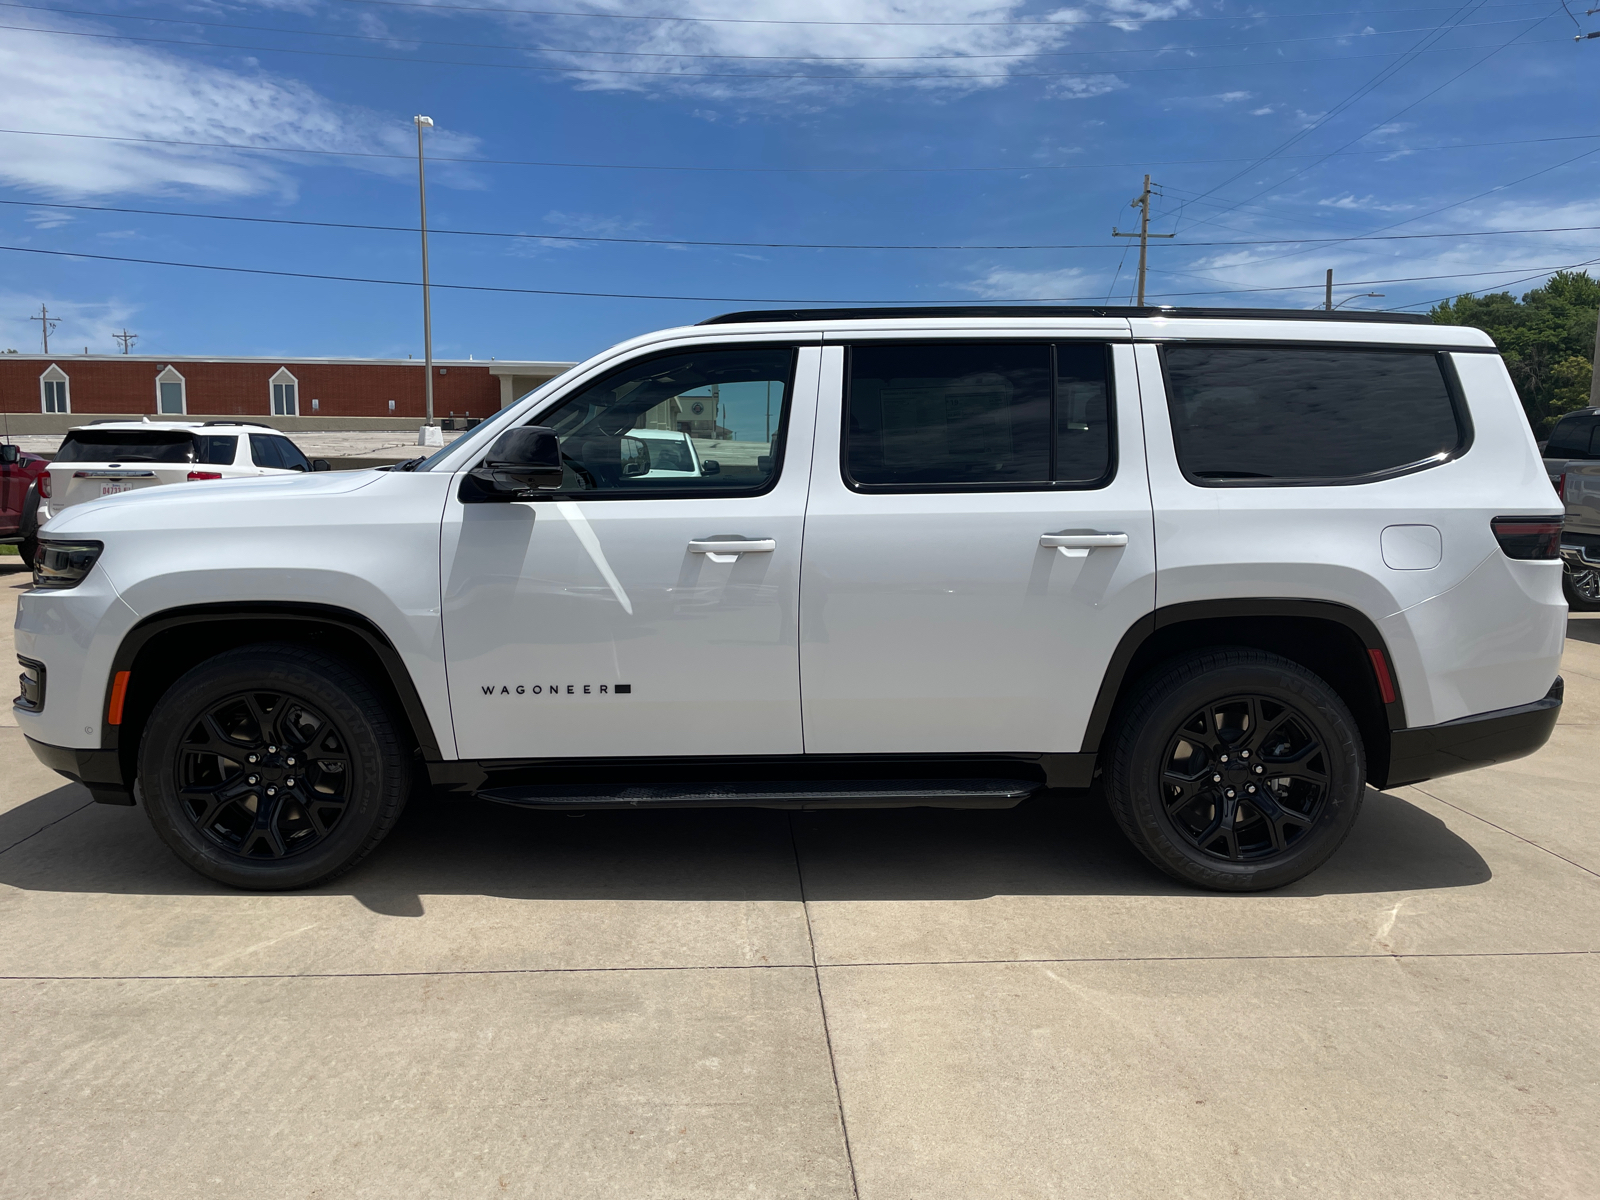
[844,342,1113,491]
[1161,345,1467,485]
[1544,414,1598,460]
[250,434,285,469]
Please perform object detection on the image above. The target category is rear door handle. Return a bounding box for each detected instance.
[689,538,776,563]
[1040,531,1128,558]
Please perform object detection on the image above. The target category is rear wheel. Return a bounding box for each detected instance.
[1105,648,1365,892]
[1563,563,1600,612]
[138,643,409,889]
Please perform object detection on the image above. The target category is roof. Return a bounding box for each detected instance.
[698,305,1435,326]
[1,355,575,371]
[68,420,280,433]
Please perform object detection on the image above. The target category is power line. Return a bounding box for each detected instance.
[3,125,1594,176]
[322,0,1552,28]
[6,196,1599,251]
[0,3,1548,62]
[0,19,1562,81]
[4,241,1595,304]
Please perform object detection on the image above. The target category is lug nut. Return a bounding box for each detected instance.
[1212,773,1223,783]
[1224,788,1236,799]
[247,754,258,764]
[1219,753,1229,763]
[1240,750,1250,759]
[265,786,277,796]
[1246,784,1257,794]
[286,757,296,766]
[1253,764,1265,775]
[284,778,295,787]
[268,745,278,753]
[247,775,259,785]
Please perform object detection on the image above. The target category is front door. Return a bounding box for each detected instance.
[441,341,819,760]
[799,337,1155,755]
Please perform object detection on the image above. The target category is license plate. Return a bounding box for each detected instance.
[100,483,131,497]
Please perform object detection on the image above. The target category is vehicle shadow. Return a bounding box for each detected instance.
[0,780,1491,913]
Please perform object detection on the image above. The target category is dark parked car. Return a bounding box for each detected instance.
[1539,408,1600,610]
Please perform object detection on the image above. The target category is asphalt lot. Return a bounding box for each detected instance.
[2,557,1597,1199]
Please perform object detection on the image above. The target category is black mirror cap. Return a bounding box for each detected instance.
[701,459,721,476]
[312,458,332,472]
[0,444,18,465]
[462,425,564,501]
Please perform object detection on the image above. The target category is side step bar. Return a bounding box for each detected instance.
[476,777,1041,811]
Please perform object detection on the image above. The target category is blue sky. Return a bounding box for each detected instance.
[0,0,1594,364]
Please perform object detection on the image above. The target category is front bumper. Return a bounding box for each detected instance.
[24,737,133,805]
[1383,678,1563,789]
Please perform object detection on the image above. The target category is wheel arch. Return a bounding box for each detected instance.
[1084,599,1405,788]
[105,602,442,791]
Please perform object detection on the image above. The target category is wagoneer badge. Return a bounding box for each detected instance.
[482,684,632,695]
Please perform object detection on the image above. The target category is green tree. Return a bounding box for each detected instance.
[1432,270,1599,435]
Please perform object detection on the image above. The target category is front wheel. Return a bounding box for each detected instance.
[1105,648,1365,892]
[138,643,410,890]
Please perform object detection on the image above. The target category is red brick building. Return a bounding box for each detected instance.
[0,355,573,422]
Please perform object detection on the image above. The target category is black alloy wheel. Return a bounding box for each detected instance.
[1106,648,1365,892]
[139,643,410,890]
[176,690,354,859]
[1161,695,1328,862]
[1564,563,1600,612]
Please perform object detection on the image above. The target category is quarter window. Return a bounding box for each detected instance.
[531,346,794,495]
[1162,346,1466,485]
[250,433,285,469]
[844,342,1113,490]
[194,435,237,465]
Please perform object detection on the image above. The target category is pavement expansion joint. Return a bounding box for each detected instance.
[1414,785,1600,880]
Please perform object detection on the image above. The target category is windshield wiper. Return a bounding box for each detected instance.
[385,456,428,472]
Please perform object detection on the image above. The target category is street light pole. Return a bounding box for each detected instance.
[415,115,436,430]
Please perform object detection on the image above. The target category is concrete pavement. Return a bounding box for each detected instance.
[2,554,1596,1198]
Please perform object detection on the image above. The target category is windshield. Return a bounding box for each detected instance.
[54,430,197,463]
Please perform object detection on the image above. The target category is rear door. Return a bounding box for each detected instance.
[441,339,819,760]
[798,332,1156,754]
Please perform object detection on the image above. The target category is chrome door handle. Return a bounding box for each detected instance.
[1040,531,1128,558]
[689,538,776,563]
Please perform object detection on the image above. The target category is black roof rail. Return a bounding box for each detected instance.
[201,421,250,426]
[697,305,1434,326]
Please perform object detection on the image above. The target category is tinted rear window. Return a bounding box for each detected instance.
[1162,346,1465,485]
[844,342,1112,490]
[1545,415,1598,460]
[196,435,237,465]
[54,430,197,463]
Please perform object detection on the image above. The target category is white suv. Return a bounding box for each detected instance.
[37,421,326,519]
[13,308,1566,892]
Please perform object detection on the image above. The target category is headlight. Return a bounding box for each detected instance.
[33,539,104,590]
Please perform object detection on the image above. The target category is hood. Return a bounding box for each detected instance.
[41,468,384,536]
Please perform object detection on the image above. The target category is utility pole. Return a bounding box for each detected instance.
[1325,269,1334,311]
[1112,175,1175,306]
[415,115,437,433]
[29,304,57,354]
[113,329,138,354]
[1590,304,1600,408]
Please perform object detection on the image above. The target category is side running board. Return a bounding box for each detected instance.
[476,777,1040,811]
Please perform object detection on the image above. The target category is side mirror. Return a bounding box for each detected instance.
[700,459,721,476]
[312,459,332,472]
[0,444,18,465]
[461,425,564,501]
[619,435,652,478]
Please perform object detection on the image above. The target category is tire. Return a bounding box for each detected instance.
[138,643,410,890]
[1105,648,1365,892]
[1563,563,1600,612]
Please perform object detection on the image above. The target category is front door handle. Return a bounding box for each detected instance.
[689,538,776,563]
[1040,531,1128,558]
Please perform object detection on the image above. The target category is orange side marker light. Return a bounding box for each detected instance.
[108,670,131,725]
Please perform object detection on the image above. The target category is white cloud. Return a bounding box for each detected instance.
[1250,106,1274,115]
[957,265,1094,300]
[1318,194,1412,213]
[24,210,75,231]
[486,0,1182,102]
[1217,91,1252,102]
[0,13,480,199]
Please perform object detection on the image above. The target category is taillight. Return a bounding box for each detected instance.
[1556,472,1567,499]
[186,471,222,481]
[1491,515,1562,560]
[37,472,51,498]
